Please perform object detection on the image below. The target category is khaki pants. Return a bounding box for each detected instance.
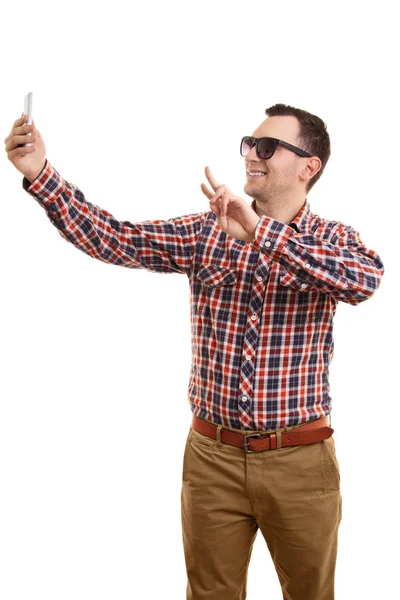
[181,419,342,599]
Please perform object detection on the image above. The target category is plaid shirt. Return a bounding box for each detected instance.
[23,160,385,430]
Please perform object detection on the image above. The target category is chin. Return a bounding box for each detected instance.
[244,182,253,195]
[244,183,260,199]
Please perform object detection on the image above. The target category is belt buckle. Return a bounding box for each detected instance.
[243,432,271,453]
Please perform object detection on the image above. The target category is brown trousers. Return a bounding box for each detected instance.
[181,419,342,599]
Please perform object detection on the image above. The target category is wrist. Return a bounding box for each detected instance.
[25,159,47,184]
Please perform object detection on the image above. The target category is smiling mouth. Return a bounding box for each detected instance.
[247,171,267,179]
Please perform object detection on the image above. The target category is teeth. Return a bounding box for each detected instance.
[248,171,266,176]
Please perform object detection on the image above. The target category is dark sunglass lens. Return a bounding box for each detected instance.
[240,137,254,156]
[257,138,275,159]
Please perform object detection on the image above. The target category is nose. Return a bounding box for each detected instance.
[245,144,264,167]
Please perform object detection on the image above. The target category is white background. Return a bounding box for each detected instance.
[0,0,398,598]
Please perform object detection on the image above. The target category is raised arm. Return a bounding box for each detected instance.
[5,114,206,276]
[23,160,206,275]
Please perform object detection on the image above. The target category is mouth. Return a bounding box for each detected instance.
[246,170,267,180]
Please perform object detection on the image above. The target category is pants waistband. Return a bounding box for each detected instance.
[191,414,333,452]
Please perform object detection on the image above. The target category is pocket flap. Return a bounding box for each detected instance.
[195,264,237,286]
[279,269,310,292]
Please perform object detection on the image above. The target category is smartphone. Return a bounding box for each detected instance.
[23,92,33,146]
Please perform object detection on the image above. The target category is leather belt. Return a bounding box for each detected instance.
[191,414,333,452]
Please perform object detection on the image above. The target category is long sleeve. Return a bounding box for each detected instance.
[251,215,385,305]
[22,161,207,276]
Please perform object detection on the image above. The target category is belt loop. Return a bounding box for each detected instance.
[216,425,223,448]
[276,429,282,451]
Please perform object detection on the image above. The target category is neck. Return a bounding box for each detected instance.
[254,197,307,224]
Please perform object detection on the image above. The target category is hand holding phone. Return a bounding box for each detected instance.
[3,92,47,183]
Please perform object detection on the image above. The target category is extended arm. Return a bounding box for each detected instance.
[23,161,206,276]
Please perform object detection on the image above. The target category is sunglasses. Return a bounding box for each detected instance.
[240,136,311,160]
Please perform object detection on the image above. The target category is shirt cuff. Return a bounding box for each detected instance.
[251,215,295,257]
[22,160,65,207]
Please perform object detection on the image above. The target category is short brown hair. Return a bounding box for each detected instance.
[264,103,331,193]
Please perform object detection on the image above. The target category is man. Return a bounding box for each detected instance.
[5,103,384,599]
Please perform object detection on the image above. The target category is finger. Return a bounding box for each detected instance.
[4,115,31,145]
[200,183,214,200]
[8,132,37,153]
[209,197,216,215]
[204,166,220,192]
[218,194,228,230]
[209,195,221,217]
[210,186,226,204]
[7,145,36,160]
[208,194,215,213]
[5,133,34,152]
[221,193,229,217]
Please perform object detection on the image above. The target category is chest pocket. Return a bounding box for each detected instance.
[194,264,237,324]
[195,264,237,287]
[273,267,328,328]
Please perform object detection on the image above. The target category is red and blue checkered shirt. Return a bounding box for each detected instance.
[23,160,385,430]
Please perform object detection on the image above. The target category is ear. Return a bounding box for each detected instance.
[300,157,321,183]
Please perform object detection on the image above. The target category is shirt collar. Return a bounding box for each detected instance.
[250,198,311,233]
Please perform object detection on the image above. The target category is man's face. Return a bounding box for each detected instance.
[243,115,308,203]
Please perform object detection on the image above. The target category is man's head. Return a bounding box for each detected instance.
[243,104,331,207]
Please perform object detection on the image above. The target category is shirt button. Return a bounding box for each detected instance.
[306,263,311,268]
[251,314,257,320]
[256,275,262,281]
[241,396,247,402]
[264,241,271,247]
[301,283,307,289]
[246,355,251,360]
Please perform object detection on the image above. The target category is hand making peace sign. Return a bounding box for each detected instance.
[201,166,260,243]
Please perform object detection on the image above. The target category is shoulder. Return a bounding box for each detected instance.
[308,208,357,244]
